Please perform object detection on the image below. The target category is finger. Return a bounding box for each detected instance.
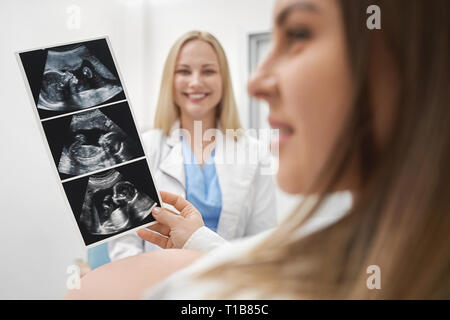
[152,206,182,228]
[137,228,168,248]
[159,191,194,216]
[155,205,181,216]
[146,223,170,236]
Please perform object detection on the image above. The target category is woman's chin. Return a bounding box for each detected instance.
[276,171,305,195]
[181,104,217,120]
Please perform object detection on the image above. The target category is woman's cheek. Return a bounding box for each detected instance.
[210,76,223,105]
[277,62,342,192]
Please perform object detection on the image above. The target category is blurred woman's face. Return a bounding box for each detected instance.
[174,39,223,125]
[248,0,355,194]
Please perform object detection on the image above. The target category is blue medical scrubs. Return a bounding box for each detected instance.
[181,137,222,232]
[87,243,110,270]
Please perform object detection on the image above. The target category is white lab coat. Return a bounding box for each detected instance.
[108,122,277,260]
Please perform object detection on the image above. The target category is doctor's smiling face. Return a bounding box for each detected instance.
[174,39,223,126]
[248,0,356,194]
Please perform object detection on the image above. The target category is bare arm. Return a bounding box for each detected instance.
[64,249,203,300]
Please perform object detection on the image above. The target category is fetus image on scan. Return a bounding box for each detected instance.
[58,109,141,176]
[80,170,155,235]
[37,45,123,111]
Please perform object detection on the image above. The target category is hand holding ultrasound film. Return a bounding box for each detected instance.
[17,37,161,247]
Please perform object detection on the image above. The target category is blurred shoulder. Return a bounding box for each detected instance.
[140,129,167,166]
[141,128,165,145]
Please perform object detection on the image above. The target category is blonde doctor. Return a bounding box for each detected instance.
[108,30,277,260]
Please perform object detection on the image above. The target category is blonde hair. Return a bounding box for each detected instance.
[153,30,242,135]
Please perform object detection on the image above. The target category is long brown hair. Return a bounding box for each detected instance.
[200,0,450,299]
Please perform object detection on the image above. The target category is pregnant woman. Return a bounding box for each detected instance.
[68,0,450,299]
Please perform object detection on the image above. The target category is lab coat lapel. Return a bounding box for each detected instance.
[159,122,186,189]
[215,133,258,239]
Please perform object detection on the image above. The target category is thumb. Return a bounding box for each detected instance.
[152,206,182,228]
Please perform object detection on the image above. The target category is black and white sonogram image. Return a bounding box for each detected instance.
[81,170,154,235]
[17,38,160,247]
[63,159,159,246]
[58,109,137,176]
[38,46,122,111]
[19,38,125,120]
[42,101,144,179]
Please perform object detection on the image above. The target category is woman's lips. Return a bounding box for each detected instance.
[268,116,294,151]
[184,92,210,102]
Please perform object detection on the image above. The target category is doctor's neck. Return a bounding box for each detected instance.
[180,113,217,149]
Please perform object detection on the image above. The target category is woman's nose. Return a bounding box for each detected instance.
[188,71,202,87]
[247,63,278,102]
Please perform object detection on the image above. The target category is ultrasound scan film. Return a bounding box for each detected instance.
[38,45,122,111]
[57,108,141,177]
[58,109,142,179]
[41,101,145,180]
[63,159,159,246]
[17,38,160,247]
[19,38,126,120]
[80,169,155,236]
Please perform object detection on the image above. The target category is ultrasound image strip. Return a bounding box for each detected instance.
[38,45,123,112]
[18,38,126,120]
[57,107,142,177]
[41,100,146,180]
[62,159,160,246]
[80,169,155,236]
[17,37,160,247]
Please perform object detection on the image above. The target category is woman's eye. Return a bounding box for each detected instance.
[203,69,216,74]
[176,69,190,74]
[286,28,312,42]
